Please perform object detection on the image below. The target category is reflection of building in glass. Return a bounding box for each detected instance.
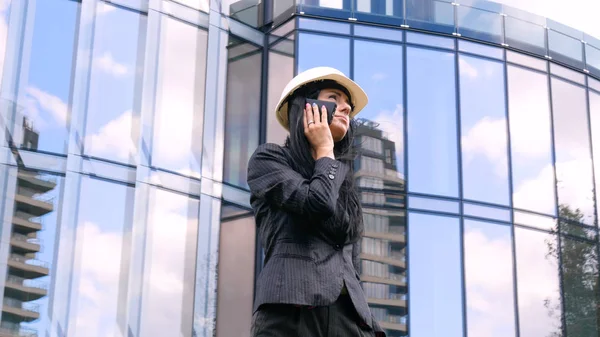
[0,1,599,337]
[354,119,407,336]
[1,118,52,337]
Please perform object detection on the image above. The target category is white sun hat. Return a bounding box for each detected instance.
[275,66,369,130]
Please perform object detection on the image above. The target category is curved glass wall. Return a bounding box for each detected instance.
[293,13,600,337]
[0,1,261,337]
[1,0,600,337]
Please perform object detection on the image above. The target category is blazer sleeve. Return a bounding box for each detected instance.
[247,143,349,218]
[352,239,361,276]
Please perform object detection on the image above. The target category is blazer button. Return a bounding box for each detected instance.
[328,174,335,180]
[334,244,342,250]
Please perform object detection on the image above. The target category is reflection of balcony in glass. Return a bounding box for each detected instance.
[1,118,52,335]
[354,119,407,336]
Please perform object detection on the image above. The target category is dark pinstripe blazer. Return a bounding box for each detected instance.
[247,143,385,334]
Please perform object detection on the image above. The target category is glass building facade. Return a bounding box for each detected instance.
[0,0,599,336]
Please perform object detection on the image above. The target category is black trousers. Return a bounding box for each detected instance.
[251,294,376,337]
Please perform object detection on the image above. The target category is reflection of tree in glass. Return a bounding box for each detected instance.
[192,252,218,337]
[544,204,600,337]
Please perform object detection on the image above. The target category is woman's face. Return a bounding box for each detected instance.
[317,88,352,142]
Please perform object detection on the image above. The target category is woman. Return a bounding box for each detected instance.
[247,67,386,337]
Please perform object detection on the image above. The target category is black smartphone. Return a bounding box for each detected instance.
[306,98,337,125]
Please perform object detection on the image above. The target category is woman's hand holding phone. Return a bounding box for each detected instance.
[303,102,334,160]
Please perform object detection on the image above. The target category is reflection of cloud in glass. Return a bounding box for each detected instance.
[0,0,8,87]
[371,104,404,177]
[464,221,515,337]
[459,57,479,79]
[515,227,561,337]
[462,117,507,177]
[85,110,137,160]
[73,221,125,337]
[508,66,555,215]
[513,164,555,215]
[24,86,69,127]
[140,189,198,337]
[93,52,129,77]
[151,17,206,176]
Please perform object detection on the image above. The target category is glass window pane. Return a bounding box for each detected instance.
[507,65,556,216]
[561,236,600,336]
[514,227,561,337]
[586,44,600,74]
[514,211,556,231]
[216,213,256,336]
[355,0,403,18]
[506,50,547,72]
[504,17,546,55]
[590,77,600,92]
[590,91,600,222]
[551,78,595,228]
[151,17,207,177]
[464,220,515,336]
[406,31,455,49]
[457,6,503,44]
[297,33,350,75]
[459,55,509,205]
[550,63,585,84]
[298,17,350,34]
[458,40,503,59]
[408,196,459,213]
[464,203,511,222]
[15,0,77,154]
[266,51,294,145]
[224,38,262,188]
[405,0,455,34]
[354,40,404,189]
[408,212,463,337]
[302,0,347,10]
[83,3,145,165]
[354,24,403,42]
[360,205,407,331]
[173,0,209,12]
[407,47,458,197]
[139,188,199,336]
[68,177,134,336]
[548,30,584,68]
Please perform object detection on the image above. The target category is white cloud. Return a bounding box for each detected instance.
[25,86,69,124]
[319,0,343,9]
[93,52,129,77]
[461,116,508,176]
[514,227,562,337]
[71,189,211,337]
[465,223,562,337]
[72,221,127,337]
[459,57,479,79]
[371,72,388,81]
[0,1,9,91]
[371,104,404,176]
[464,226,516,337]
[149,16,205,176]
[96,2,117,15]
[507,67,553,159]
[513,164,556,215]
[85,110,137,161]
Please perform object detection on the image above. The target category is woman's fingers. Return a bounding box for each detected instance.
[303,103,309,129]
[312,102,321,124]
[321,104,327,125]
